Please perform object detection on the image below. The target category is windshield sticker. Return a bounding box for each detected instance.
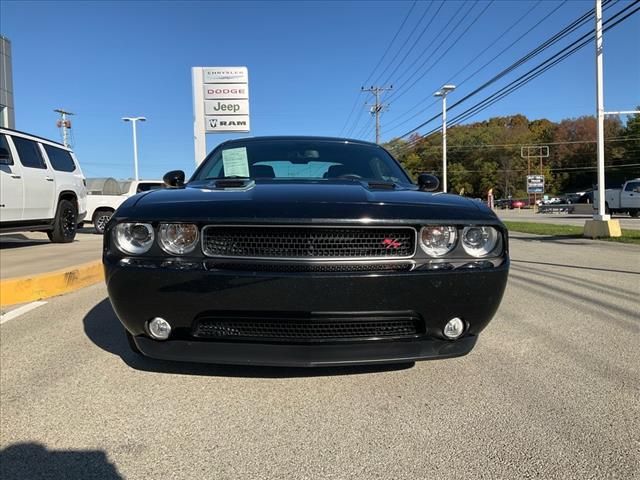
[222,147,250,177]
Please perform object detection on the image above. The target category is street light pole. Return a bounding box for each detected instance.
[122,116,146,181]
[434,85,456,193]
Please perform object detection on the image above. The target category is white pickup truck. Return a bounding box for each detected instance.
[593,178,640,217]
[85,179,165,233]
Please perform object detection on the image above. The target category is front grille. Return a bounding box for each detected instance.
[193,314,422,342]
[202,226,416,259]
[205,262,414,273]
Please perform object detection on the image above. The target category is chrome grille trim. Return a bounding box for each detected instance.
[204,260,416,273]
[201,225,417,261]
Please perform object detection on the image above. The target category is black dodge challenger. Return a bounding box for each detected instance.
[104,136,509,367]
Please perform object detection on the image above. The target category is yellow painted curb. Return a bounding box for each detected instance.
[0,260,104,307]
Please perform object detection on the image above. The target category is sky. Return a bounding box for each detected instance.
[1,0,639,180]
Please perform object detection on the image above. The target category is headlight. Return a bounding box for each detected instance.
[419,226,457,257]
[113,223,154,255]
[158,223,199,254]
[461,226,499,257]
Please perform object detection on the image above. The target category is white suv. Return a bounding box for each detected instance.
[0,128,88,243]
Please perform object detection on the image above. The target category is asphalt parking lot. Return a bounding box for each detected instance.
[1,233,639,479]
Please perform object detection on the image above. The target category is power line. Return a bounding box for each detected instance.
[340,1,417,137]
[391,0,610,140]
[349,0,458,138]
[345,102,367,138]
[371,1,440,87]
[341,96,364,138]
[419,1,640,140]
[444,163,640,173]
[345,1,440,138]
[408,136,640,151]
[387,0,494,104]
[550,163,640,172]
[381,0,469,88]
[355,115,375,140]
[362,1,418,87]
[383,0,552,132]
[395,0,636,151]
[363,122,377,142]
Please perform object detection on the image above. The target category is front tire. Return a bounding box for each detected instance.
[92,208,114,234]
[629,209,639,218]
[47,199,77,243]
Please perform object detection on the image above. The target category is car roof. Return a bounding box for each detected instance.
[0,127,69,150]
[218,136,380,148]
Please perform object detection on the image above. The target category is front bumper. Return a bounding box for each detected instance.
[132,334,478,367]
[105,256,508,366]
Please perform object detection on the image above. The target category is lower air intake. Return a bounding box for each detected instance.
[193,314,422,342]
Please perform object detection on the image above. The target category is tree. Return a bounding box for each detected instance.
[448,163,474,195]
[384,112,640,196]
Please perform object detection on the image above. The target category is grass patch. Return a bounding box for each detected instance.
[503,221,640,245]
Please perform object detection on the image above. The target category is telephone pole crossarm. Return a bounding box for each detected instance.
[54,109,75,148]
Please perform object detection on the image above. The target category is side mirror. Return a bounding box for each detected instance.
[163,170,185,188]
[0,147,11,165]
[417,173,439,192]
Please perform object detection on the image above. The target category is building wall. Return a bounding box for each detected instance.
[0,35,15,129]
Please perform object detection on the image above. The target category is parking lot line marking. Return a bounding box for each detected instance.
[0,301,48,325]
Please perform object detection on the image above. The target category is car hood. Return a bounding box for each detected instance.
[116,180,498,223]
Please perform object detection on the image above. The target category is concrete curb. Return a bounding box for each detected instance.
[0,261,104,307]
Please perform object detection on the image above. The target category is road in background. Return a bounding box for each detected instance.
[0,228,102,279]
[1,209,636,284]
[497,208,640,229]
[1,233,638,479]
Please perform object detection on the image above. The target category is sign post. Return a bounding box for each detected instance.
[521,145,549,210]
[192,66,250,166]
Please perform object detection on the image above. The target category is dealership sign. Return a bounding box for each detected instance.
[206,116,249,131]
[204,68,248,84]
[192,66,250,164]
[527,175,545,194]
[204,86,249,100]
[204,99,250,116]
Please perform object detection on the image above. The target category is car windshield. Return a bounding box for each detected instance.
[191,139,412,185]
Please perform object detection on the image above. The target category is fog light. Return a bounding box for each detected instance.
[443,317,465,339]
[148,317,172,340]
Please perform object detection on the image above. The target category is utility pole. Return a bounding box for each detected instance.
[583,0,631,238]
[54,109,74,148]
[361,85,392,144]
[594,0,607,222]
